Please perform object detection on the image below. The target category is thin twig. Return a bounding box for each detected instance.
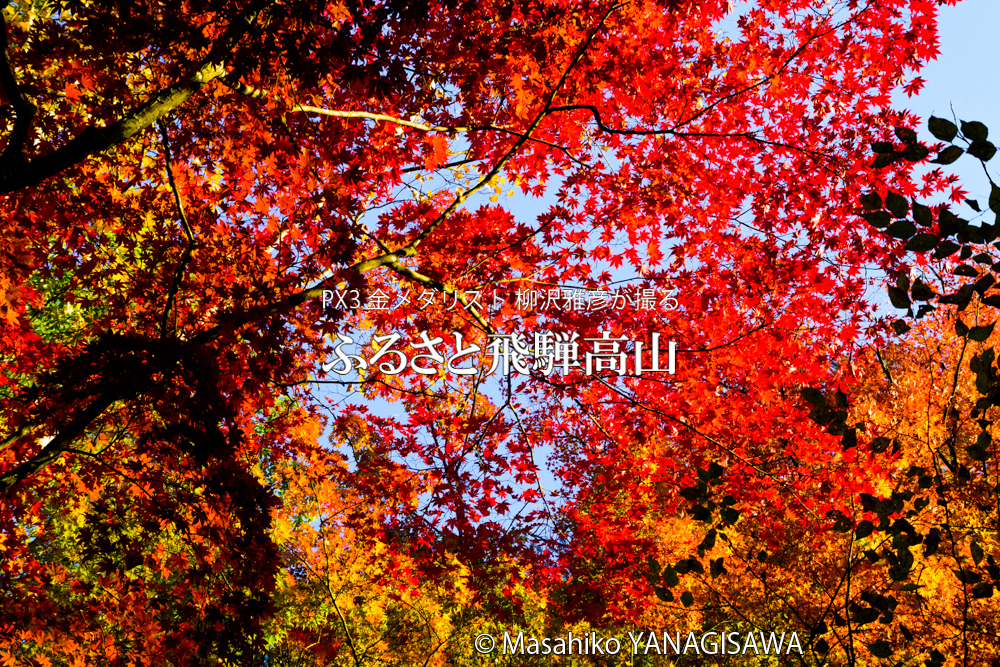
[0,0,273,193]
[352,2,626,275]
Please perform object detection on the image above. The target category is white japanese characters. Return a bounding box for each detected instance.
[320,286,679,313]
[321,331,676,377]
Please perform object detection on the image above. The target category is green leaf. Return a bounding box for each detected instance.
[831,514,853,532]
[710,557,726,578]
[969,323,995,343]
[871,153,899,169]
[910,280,934,301]
[886,286,911,309]
[929,116,958,142]
[968,140,997,162]
[851,604,880,624]
[860,193,883,210]
[961,120,989,142]
[863,211,891,228]
[925,528,941,557]
[956,318,970,337]
[661,565,679,587]
[891,319,911,335]
[972,583,994,599]
[680,591,694,607]
[855,520,875,540]
[932,240,961,258]
[871,141,896,153]
[912,202,933,226]
[895,126,918,143]
[979,431,993,450]
[967,444,990,462]
[991,184,1000,214]
[691,505,712,523]
[835,388,849,409]
[973,273,995,295]
[901,143,930,162]
[905,234,938,253]
[984,223,999,244]
[944,284,976,312]
[868,640,893,659]
[954,264,980,277]
[699,529,717,551]
[885,220,916,239]
[842,428,857,450]
[884,191,909,217]
[653,585,673,602]
[870,436,891,452]
[678,486,701,501]
[938,208,966,235]
[971,540,984,566]
[801,387,826,405]
[954,569,982,584]
[890,561,912,582]
[931,145,963,164]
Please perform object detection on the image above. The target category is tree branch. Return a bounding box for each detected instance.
[157,119,197,339]
[0,388,120,493]
[0,0,273,194]
[0,7,37,166]
[543,103,832,161]
[384,257,494,334]
[220,74,593,170]
[184,6,628,346]
[218,74,475,132]
[352,3,624,276]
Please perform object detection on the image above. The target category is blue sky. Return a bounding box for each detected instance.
[904,0,998,130]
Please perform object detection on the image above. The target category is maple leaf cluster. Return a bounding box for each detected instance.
[4,0,999,665]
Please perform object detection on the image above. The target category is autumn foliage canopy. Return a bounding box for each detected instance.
[2,0,1000,664]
